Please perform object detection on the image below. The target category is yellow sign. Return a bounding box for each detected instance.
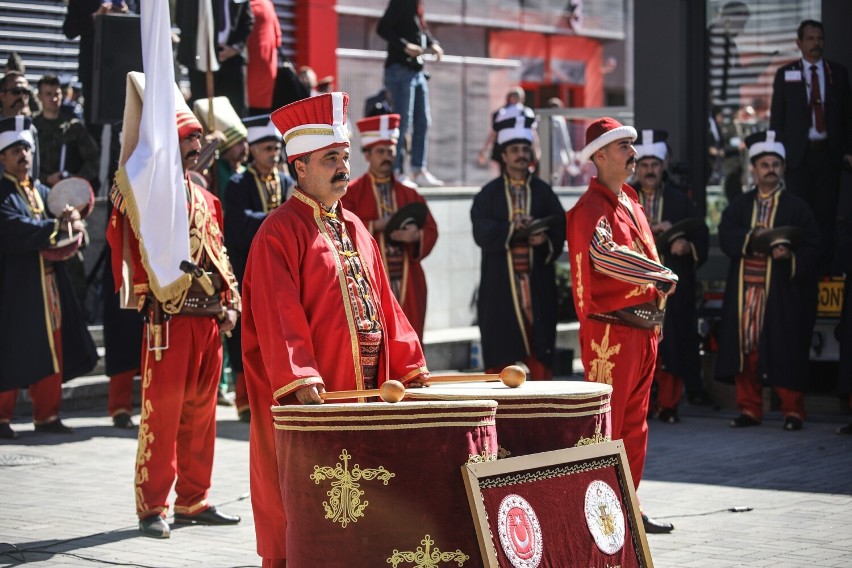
[817,277,845,318]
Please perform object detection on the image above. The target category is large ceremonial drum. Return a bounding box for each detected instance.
[273,400,499,568]
[406,380,613,458]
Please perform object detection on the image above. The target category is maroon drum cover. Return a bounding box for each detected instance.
[47,177,95,219]
[406,381,612,458]
[273,400,498,567]
[41,232,84,262]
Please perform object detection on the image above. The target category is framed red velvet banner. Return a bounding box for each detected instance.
[462,441,654,568]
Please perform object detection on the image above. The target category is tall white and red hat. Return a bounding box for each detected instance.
[355,113,400,149]
[270,92,350,163]
[745,130,785,163]
[493,104,537,146]
[0,116,34,152]
[634,129,669,162]
[579,117,638,162]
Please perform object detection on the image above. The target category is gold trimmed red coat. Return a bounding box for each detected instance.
[566,177,674,321]
[342,174,438,339]
[241,188,428,560]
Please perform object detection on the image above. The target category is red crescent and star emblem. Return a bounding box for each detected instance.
[497,494,543,567]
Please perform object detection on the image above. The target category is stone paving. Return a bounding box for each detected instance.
[1,395,850,567]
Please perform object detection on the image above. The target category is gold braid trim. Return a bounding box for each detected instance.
[113,166,192,305]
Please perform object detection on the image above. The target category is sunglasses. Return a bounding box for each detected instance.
[3,88,31,96]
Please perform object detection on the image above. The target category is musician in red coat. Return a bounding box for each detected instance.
[241,93,430,567]
[342,113,438,339]
[566,117,678,534]
[107,110,242,539]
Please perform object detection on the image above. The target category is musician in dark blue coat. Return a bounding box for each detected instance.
[0,116,97,439]
[715,131,820,431]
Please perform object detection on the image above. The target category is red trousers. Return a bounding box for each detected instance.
[580,319,657,489]
[0,327,63,424]
[108,369,137,417]
[136,316,222,519]
[235,372,249,413]
[735,351,805,421]
[654,367,682,411]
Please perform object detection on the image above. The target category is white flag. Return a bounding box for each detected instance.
[114,0,191,304]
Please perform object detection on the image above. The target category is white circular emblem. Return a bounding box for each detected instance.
[584,480,626,555]
[497,494,543,567]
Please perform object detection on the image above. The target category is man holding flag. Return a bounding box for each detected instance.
[106,0,241,540]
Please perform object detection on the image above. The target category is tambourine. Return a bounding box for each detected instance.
[42,232,84,262]
[47,176,95,219]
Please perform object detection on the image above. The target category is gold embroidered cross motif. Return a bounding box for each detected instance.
[575,424,612,447]
[387,534,469,567]
[467,441,498,464]
[589,324,621,385]
[310,449,395,528]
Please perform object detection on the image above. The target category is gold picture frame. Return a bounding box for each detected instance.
[462,440,654,567]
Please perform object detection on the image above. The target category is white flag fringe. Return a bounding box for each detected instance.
[114,0,191,304]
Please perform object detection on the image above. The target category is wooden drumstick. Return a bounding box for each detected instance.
[428,365,526,388]
[319,380,406,403]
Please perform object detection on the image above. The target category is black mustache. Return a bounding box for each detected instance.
[185,150,200,160]
[627,157,637,166]
[332,172,350,183]
[381,160,393,167]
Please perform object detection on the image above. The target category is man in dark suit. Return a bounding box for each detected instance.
[770,19,852,275]
[176,0,254,118]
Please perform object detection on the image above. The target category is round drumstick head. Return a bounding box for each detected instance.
[378,380,406,403]
[500,365,527,388]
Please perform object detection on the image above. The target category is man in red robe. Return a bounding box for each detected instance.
[107,109,242,539]
[342,113,438,339]
[566,117,678,534]
[241,93,430,568]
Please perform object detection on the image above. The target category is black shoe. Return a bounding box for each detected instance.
[113,413,135,429]
[174,505,240,526]
[783,416,803,431]
[238,409,251,423]
[139,514,170,539]
[0,423,17,440]
[730,414,761,428]
[837,422,852,435]
[642,514,674,534]
[658,408,680,424]
[34,419,73,434]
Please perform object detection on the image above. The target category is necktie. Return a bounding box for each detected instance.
[810,64,825,133]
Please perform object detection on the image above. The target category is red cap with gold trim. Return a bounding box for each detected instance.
[270,92,350,163]
[355,113,400,149]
